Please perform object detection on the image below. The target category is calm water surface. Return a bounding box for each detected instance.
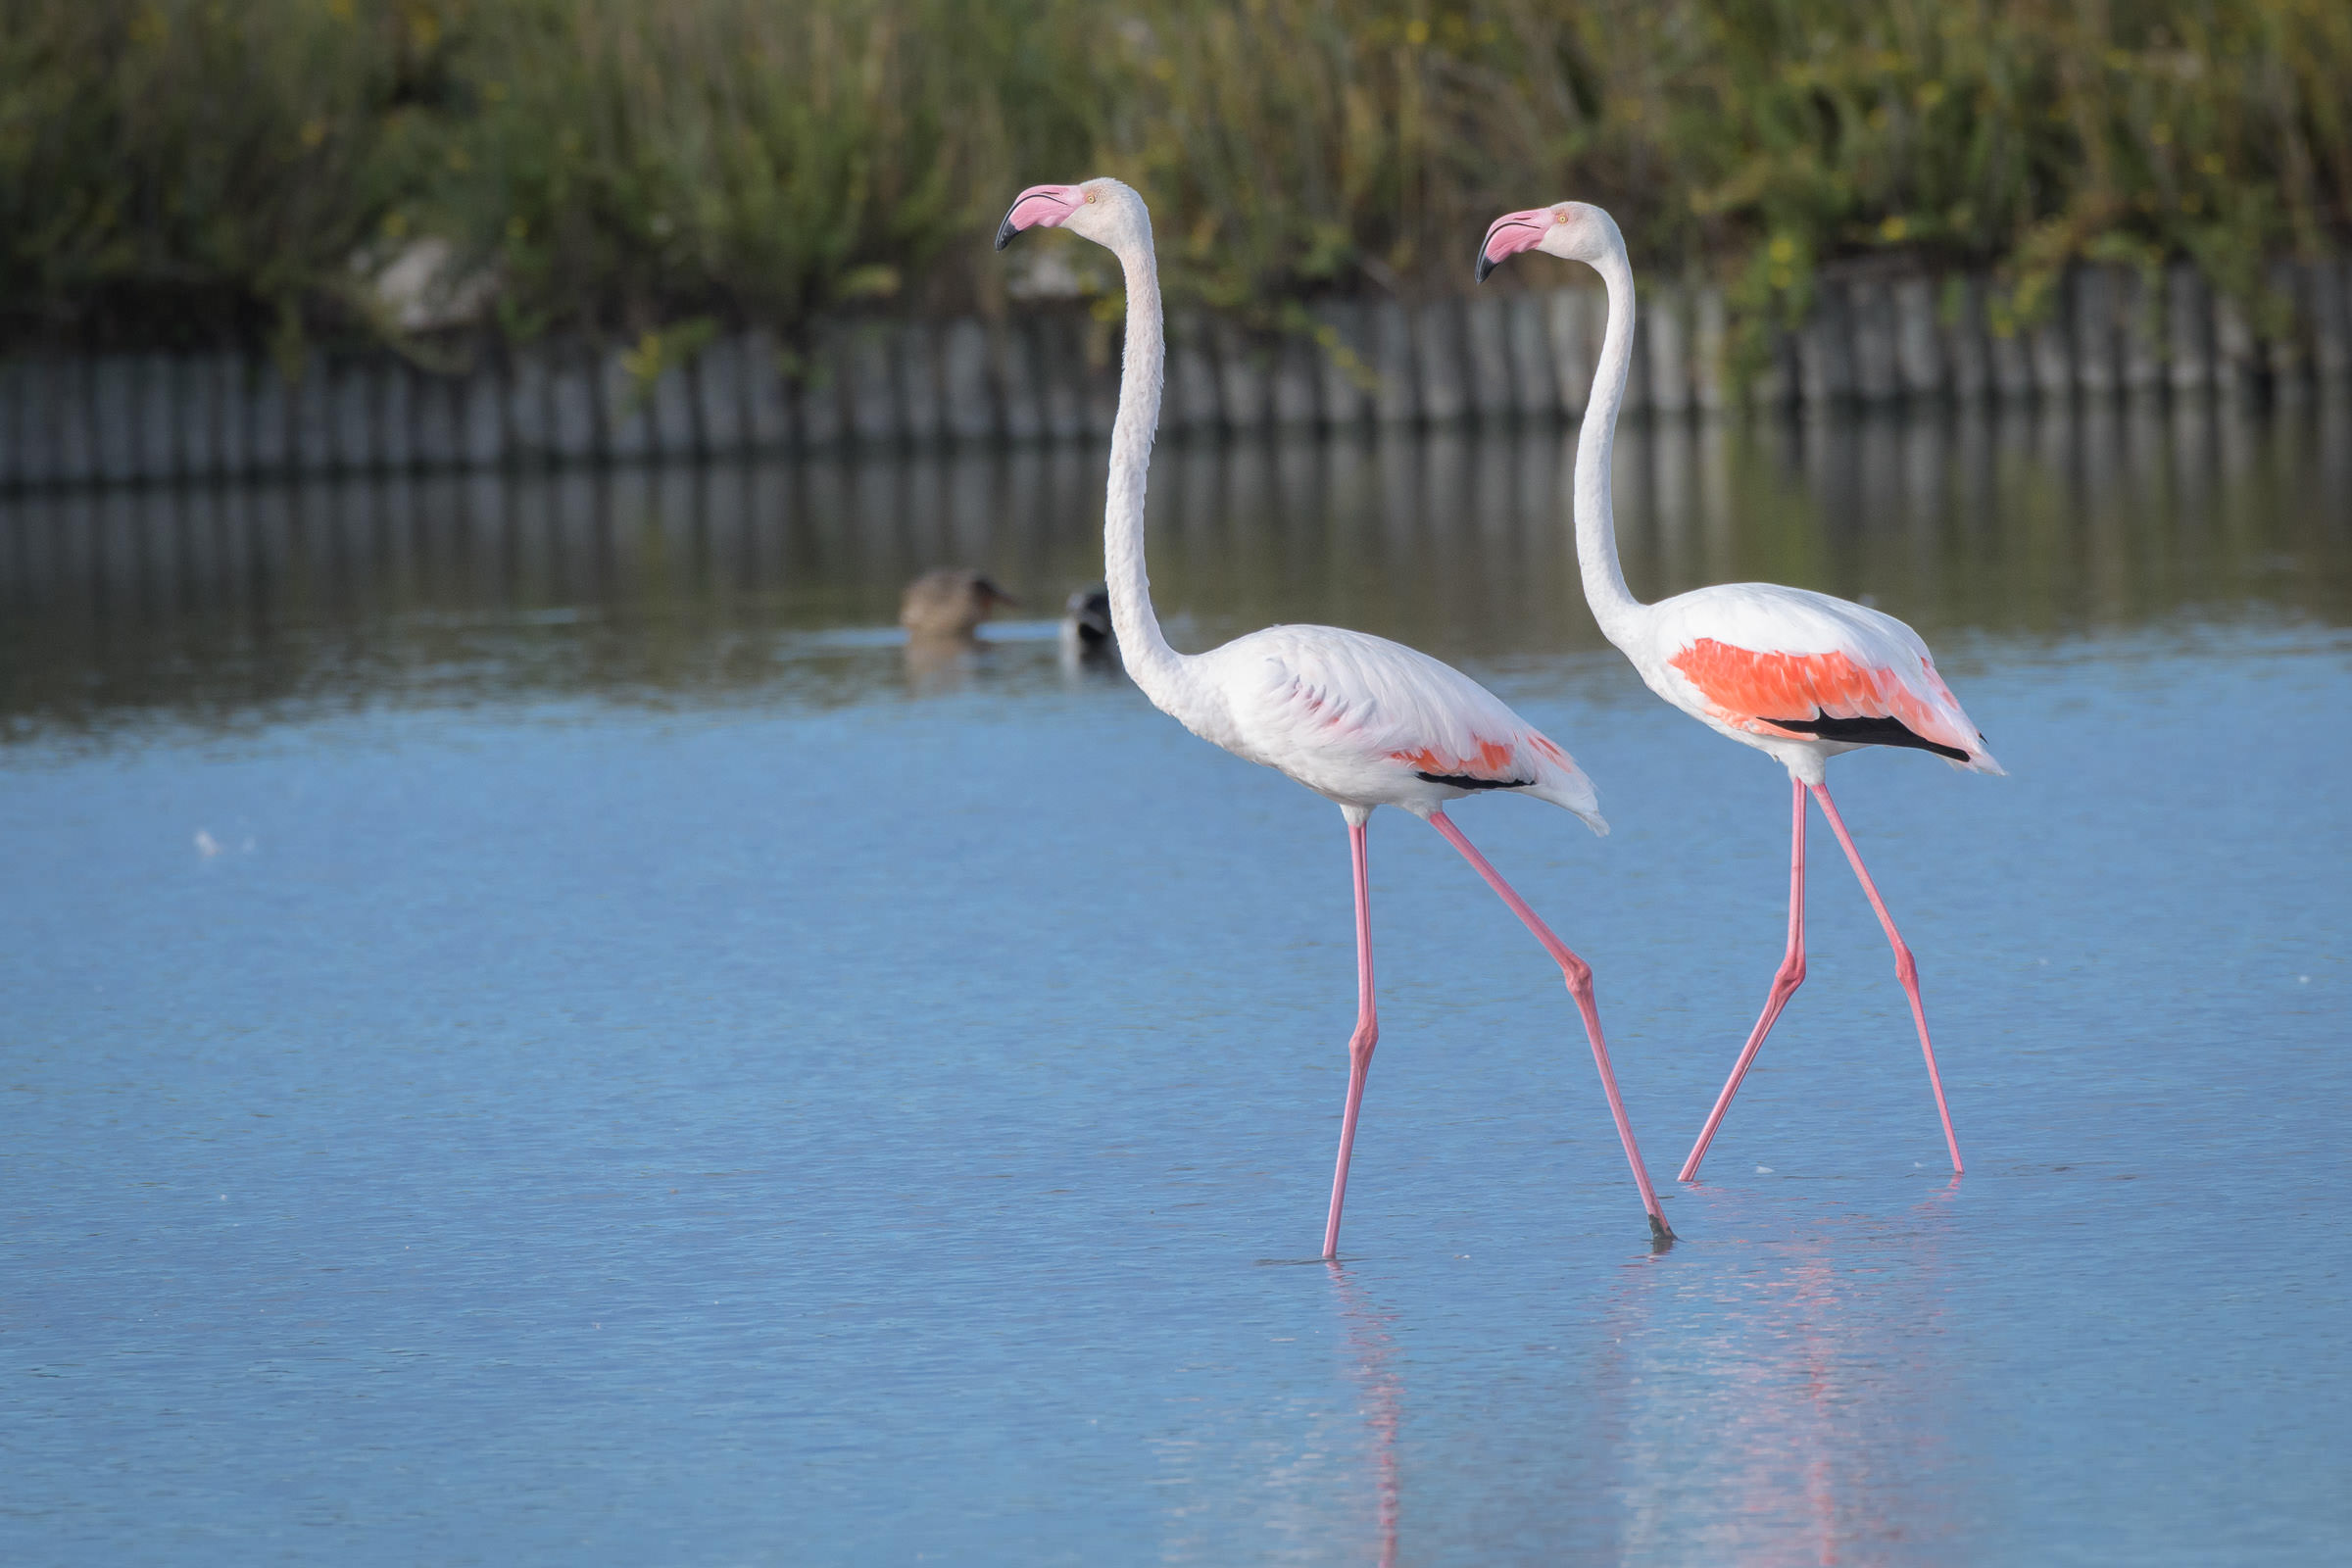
[4,403,2349,1564]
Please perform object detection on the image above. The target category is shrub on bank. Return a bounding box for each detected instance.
[1,0,2345,359]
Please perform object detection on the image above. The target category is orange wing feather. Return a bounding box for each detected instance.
[1668,639,1975,755]
[1389,736,1526,780]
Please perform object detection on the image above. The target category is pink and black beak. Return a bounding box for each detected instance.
[995,183,1086,251]
[1476,208,1553,283]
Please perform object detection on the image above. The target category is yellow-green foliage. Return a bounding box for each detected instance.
[429,0,1089,337]
[0,0,461,352]
[2,0,2346,352]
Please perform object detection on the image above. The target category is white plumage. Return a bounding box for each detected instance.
[1634,582,2003,780]
[1482,198,2003,1184]
[1193,623,1604,828]
[998,176,1672,1253]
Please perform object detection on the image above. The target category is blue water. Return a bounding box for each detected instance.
[4,411,2349,1563]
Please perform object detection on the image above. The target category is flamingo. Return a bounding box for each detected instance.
[999,177,1673,1250]
[1478,202,2002,1182]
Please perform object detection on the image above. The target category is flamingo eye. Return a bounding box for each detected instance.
[1084,189,1100,203]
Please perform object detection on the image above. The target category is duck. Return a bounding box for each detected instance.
[1060,584,1114,655]
[900,568,1016,640]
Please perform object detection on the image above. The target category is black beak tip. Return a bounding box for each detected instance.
[994,213,1019,252]
[1474,250,1498,284]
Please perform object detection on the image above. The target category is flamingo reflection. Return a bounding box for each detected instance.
[1326,1264,1401,1568]
[1605,1180,1965,1565]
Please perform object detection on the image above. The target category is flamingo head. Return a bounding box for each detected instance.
[1475,201,1623,281]
[996,177,1147,252]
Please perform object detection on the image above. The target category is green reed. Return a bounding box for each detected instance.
[1,0,2345,356]
[0,0,462,356]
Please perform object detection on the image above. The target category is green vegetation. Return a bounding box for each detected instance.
[3,0,2347,356]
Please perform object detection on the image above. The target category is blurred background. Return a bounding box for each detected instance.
[4,0,2348,361]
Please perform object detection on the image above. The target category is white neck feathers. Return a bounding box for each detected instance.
[1099,220,1197,716]
[1573,242,1646,643]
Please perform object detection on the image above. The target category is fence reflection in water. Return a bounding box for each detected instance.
[2,398,2346,734]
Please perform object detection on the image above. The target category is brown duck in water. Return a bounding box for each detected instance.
[900,568,1017,640]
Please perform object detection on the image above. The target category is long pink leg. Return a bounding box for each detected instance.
[1810,782,1964,1174]
[1427,810,1674,1240]
[1323,818,1380,1259]
[1680,778,1809,1181]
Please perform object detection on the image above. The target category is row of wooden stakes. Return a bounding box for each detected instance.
[2,260,2348,492]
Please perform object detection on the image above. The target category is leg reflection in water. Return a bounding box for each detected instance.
[1327,1263,1401,1568]
[1602,1177,1968,1565]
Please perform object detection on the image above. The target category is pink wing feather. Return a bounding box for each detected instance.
[1203,624,1605,825]
[1645,584,2001,772]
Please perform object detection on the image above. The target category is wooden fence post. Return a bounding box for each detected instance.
[462,359,506,467]
[1943,278,1988,402]
[331,356,374,472]
[248,359,289,475]
[1081,324,1119,438]
[1370,300,1418,427]
[381,359,416,471]
[2265,260,2311,401]
[2076,267,2122,397]
[938,319,995,444]
[985,319,1042,444]
[573,340,625,463]
[1692,286,1730,412]
[696,335,747,455]
[739,330,794,453]
[1848,279,1898,404]
[1892,277,1943,400]
[1270,332,1320,428]
[505,344,552,464]
[652,357,700,457]
[1460,292,1515,422]
[1987,301,2034,404]
[1647,283,1692,415]
[1547,287,1597,416]
[2029,281,2074,402]
[1744,321,1796,411]
[895,322,942,448]
[2167,266,2214,393]
[138,354,180,480]
[1312,301,1373,430]
[2117,270,2163,397]
[1797,281,1853,408]
[2309,260,2350,382]
[92,358,139,484]
[414,368,458,469]
[1162,310,1218,436]
[799,323,848,450]
[847,322,904,449]
[187,356,230,479]
[1214,318,1270,432]
[2214,289,2257,401]
[1032,316,1086,442]
[291,351,335,475]
[1506,293,1559,420]
[0,360,25,487]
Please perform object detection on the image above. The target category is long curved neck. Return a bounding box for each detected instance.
[1102,224,1191,710]
[1574,243,1646,642]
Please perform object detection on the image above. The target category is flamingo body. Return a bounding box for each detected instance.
[1630,584,2002,783]
[1184,623,1604,826]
